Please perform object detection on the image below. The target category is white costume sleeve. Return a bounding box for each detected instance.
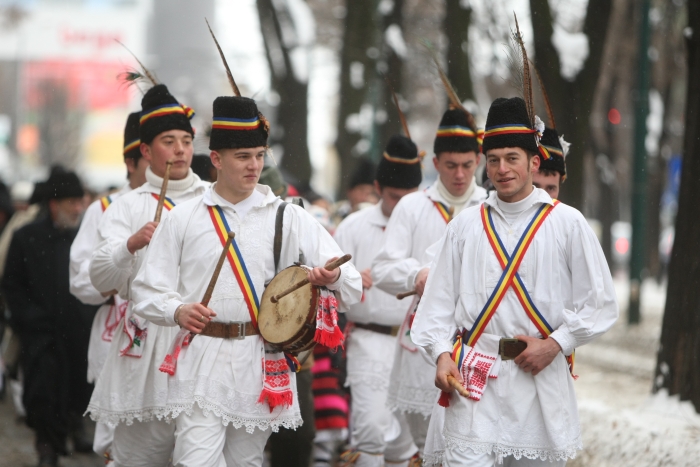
[331,217,356,313]
[131,215,182,326]
[89,197,139,297]
[70,200,107,305]
[411,227,461,363]
[549,216,619,356]
[372,199,421,295]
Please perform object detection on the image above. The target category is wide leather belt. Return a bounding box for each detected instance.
[499,338,527,360]
[354,322,400,337]
[200,321,259,339]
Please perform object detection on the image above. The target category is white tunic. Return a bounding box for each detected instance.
[70,184,131,383]
[372,182,487,416]
[86,168,209,426]
[130,184,362,432]
[411,188,618,461]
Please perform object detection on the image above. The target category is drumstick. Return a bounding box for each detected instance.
[447,375,470,398]
[396,290,417,300]
[201,231,235,307]
[154,159,174,222]
[270,254,352,303]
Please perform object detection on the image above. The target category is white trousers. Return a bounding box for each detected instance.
[172,404,271,467]
[444,448,567,467]
[112,419,175,467]
[93,421,115,457]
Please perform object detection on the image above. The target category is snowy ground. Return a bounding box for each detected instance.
[568,275,700,467]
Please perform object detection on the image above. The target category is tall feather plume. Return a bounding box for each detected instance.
[422,40,477,133]
[532,63,556,129]
[384,75,411,139]
[116,40,158,86]
[205,18,241,97]
[512,13,534,126]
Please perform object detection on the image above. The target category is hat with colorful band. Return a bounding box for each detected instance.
[209,96,269,150]
[139,84,195,144]
[376,134,422,189]
[434,108,481,155]
[123,112,142,161]
[482,97,540,154]
[538,127,567,179]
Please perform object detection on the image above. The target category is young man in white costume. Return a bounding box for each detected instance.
[334,134,423,467]
[411,96,618,466]
[86,83,208,467]
[372,108,487,454]
[130,92,362,466]
[69,112,148,461]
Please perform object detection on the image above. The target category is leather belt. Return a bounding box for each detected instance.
[499,338,527,360]
[200,321,259,339]
[354,322,400,337]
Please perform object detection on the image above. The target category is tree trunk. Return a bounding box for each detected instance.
[379,0,405,148]
[444,0,474,102]
[257,0,313,190]
[653,0,700,411]
[529,0,613,212]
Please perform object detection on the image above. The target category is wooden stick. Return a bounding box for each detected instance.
[396,290,417,300]
[154,160,173,222]
[201,232,235,307]
[447,375,470,398]
[270,254,352,303]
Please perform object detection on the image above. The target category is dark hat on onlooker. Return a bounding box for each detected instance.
[45,170,84,200]
[259,166,288,198]
[376,135,422,189]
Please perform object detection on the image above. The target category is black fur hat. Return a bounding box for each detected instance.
[538,127,567,179]
[45,170,84,200]
[434,109,480,155]
[349,158,376,189]
[123,112,142,161]
[481,97,539,154]
[377,135,422,189]
[209,96,269,150]
[140,84,194,144]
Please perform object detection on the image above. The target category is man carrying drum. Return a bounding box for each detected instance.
[86,83,208,466]
[130,85,361,465]
[372,103,487,456]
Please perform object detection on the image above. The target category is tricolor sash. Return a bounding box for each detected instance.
[433,201,452,224]
[151,193,175,211]
[100,196,112,212]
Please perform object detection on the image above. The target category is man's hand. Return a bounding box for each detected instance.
[414,267,430,297]
[435,352,462,392]
[360,268,373,290]
[175,303,217,334]
[127,221,159,254]
[513,335,562,376]
[308,257,341,287]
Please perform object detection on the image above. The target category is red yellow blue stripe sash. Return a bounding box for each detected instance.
[207,205,260,329]
[212,116,261,131]
[433,201,452,224]
[100,196,112,212]
[483,124,537,138]
[123,139,140,155]
[140,104,192,124]
[150,193,175,211]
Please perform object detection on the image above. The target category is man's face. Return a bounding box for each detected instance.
[532,170,561,199]
[211,146,265,195]
[141,130,194,181]
[433,151,480,197]
[375,181,418,217]
[485,147,539,202]
[125,157,150,188]
[50,197,84,229]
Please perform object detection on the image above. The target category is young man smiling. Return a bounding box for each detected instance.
[412,97,618,466]
[86,84,208,467]
[372,107,487,457]
[130,93,361,466]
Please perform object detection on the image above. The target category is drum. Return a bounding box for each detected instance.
[259,265,319,354]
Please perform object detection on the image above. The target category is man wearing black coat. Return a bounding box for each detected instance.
[2,170,96,467]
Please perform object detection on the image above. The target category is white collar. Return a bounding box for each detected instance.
[366,202,389,227]
[203,183,278,208]
[484,186,553,214]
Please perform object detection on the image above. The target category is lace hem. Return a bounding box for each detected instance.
[422,450,444,467]
[387,387,436,418]
[85,405,173,427]
[346,373,389,391]
[166,398,302,433]
[443,435,582,463]
[386,396,433,418]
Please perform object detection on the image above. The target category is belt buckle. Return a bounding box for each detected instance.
[499,338,520,360]
[231,321,246,340]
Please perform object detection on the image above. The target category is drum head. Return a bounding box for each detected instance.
[259,266,316,345]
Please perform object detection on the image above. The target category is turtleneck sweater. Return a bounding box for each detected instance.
[435,175,477,216]
[495,185,539,225]
[145,166,196,194]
